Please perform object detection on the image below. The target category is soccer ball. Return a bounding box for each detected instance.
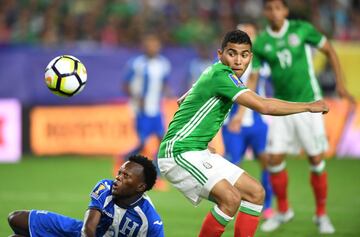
[44,55,87,97]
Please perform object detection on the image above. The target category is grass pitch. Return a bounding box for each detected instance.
[1,155,360,236]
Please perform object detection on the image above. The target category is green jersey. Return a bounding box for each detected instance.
[158,62,249,158]
[252,20,326,102]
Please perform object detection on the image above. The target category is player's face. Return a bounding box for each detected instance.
[264,0,289,30]
[217,42,252,77]
[112,161,146,198]
[143,35,161,57]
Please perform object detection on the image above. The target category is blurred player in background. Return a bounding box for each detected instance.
[8,155,164,237]
[122,33,171,190]
[158,30,329,237]
[188,44,214,87]
[248,0,356,234]
[221,22,273,220]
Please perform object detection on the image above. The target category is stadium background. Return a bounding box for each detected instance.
[1,0,360,236]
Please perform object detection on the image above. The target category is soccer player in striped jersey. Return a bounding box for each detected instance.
[8,155,164,237]
[158,30,329,237]
[248,0,355,234]
[122,33,171,158]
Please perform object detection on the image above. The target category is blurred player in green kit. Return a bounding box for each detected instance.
[248,0,356,234]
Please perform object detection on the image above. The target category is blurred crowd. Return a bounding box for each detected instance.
[0,0,360,48]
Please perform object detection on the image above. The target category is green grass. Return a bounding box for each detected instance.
[1,155,360,236]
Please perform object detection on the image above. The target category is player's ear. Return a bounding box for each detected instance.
[284,5,289,18]
[137,183,146,192]
[217,49,223,59]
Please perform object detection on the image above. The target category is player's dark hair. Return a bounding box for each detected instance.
[221,30,252,51]
[129,154,157,191]
[264,0,288,7]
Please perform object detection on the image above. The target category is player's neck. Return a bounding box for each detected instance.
[270,19,287,32]
[114,194,143,208]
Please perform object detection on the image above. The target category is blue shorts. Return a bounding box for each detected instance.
[136,113,164,142]
[222,121,268,164]
[29,210,83,237]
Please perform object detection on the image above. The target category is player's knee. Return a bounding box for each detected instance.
[309,155,323,165]
[249,183,265,205]
[221,188,242,214]
[269,154,285,166]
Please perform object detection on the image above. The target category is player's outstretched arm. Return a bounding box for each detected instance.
[320,40,356,108]
[82,209,101,237]
[235,90,329,115]
[227,71,260,132]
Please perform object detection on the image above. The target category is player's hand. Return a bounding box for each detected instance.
[337,87,357,112]
[228,117,242,133]
[309,100,329,114]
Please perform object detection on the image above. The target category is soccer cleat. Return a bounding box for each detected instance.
[313,215,335,234]
[260,208,294,232]
[262,208,274,220]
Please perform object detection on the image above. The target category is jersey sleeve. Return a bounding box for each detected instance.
[148,221,164,237]
[88,179,112,211]
[213,70,249,101]
[147,214,164,237]
[301,21,326,48]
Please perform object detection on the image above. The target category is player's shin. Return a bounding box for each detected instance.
[198,205,233,237]
[268,161,289,212]
[234,201,263,237]
[310,160,327,216]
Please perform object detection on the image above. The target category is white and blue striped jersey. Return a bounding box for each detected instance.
[124,55,171,116]
[88,179,164,237]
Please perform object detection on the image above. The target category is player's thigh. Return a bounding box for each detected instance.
[29,210,83,237]
[294,112,328,156]
[233,172,265,204]
[266,115,298,154]
[158,150,244,205]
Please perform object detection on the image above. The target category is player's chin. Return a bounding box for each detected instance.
[233,69,243,76]
[111,187,119,195]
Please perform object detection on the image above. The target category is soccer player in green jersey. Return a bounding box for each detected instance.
[248,0,355,234]
[157,30,329,237]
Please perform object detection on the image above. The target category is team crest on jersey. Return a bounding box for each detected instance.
[228,73,245,87]
[91,183,107,199]
[202,161,213,169]
[264,44,272,52]
[288,33,300,47]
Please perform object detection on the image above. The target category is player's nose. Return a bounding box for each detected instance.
[234,56,242,65]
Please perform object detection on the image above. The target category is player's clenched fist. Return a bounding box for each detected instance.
[309,100,329,114]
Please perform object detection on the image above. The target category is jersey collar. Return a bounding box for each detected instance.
[266,19,289,38]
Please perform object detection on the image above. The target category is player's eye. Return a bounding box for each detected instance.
[241,52,250,58]
[228,51,236,57]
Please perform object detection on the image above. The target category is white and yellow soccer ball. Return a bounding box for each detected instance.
[44,55,87,97]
